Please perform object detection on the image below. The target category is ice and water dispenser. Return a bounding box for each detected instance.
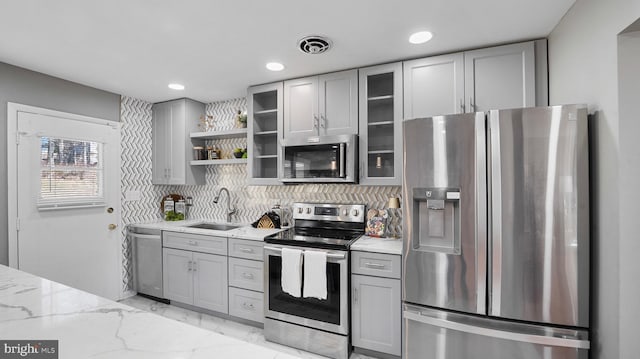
[411,187,461,254]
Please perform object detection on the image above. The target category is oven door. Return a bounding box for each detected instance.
[281,134,357,183]
[264,244,349,335]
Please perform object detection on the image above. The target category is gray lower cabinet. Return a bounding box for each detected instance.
[228,287,264,323]
[160,232,267,323]
[351,251,402,356]
[163,248,228,313]
[227,238,264,324]
[192,251,228,313]
[162,231,228,314]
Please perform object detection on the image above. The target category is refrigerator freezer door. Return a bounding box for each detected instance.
[489,105,589,327]
[402,113,487,314]
[403,304,590,359]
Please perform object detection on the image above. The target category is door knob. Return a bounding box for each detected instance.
[108,224,117,230]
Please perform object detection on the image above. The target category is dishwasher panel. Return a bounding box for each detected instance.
[129,226,164,299]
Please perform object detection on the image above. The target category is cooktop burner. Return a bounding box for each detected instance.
[264,202,366,250]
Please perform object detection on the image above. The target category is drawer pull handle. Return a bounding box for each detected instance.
[242,272,254,279]
[364,262,386,269]
[242,302,255,310]
[239,248,254,253]
[188,240,198,246]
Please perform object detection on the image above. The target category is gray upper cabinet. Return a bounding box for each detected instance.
[358,62,403,185]
[404,40,547,119]
[283,77,318,139]
[152,98,205,185]
[247,82,283,185]
[404,53,465,119]
[464,41,536,112]
[284,69,358,140]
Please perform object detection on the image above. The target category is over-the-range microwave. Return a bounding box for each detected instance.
[280,134,358,183]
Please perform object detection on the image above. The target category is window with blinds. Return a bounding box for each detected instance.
[38,137,105,209]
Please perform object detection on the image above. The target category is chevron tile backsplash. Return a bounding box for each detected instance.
[119,95,402,294]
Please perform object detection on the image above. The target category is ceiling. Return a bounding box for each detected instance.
[0,0,575,103]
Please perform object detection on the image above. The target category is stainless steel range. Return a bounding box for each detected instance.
[263,202,365,359]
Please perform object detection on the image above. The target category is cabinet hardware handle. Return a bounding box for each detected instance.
[242,302,255,310]
[187,261,192,271]
[364,262,386,269]
[313,114,319,129]
[354,287,358,303]
[460,98,465,113]
[239,248,254,253]
[192,261,197,272]
[320,114,326,128]
[470,97,476,112]
[188,240,198,246]
[242,272,254,279]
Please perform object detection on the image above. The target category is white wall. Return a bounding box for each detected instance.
[616,27,640,359]
[548,1,640,358]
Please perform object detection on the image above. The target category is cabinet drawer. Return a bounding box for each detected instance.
[162,231,227,255]
[351,251,401,279]
[228,287,264,323]
[228,238,264,261]
[228,257,264,292]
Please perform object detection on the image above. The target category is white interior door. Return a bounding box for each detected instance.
[15,110,121,300]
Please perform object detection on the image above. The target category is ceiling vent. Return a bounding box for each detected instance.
[298,36,332,55]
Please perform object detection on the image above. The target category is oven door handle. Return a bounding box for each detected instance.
[264,246,346,259]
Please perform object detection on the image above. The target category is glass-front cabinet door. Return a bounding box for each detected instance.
[358,63,403,185]
[247,82,283,185]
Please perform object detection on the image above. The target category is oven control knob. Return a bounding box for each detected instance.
[342,209,348,216]
[351,209,359,217]
[306,208,312,214]
[297,207,303,214]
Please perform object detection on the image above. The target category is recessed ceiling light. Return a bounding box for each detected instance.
[266,62,285,71]
[168,83,185,90]
[409,31,433,44]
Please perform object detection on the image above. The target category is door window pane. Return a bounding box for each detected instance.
[39,137,104,205]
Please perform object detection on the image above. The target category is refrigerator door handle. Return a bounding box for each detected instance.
[489,110,503,316]
[403,310,590,350]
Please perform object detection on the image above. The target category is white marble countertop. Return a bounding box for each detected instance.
[129,219,285,241]
[0,265,301,359]
[351,236,403,255]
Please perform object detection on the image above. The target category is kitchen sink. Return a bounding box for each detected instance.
[185,223,240,231]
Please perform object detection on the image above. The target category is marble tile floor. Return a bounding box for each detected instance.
[120,295,378,359]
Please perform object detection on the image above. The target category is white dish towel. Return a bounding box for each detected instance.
[303,250,327,300]
[281,247,303,297]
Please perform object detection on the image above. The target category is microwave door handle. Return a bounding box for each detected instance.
[339,143,345,178]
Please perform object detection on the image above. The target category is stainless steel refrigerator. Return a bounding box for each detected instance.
[402,105,590,359]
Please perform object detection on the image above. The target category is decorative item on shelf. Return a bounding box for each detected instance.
[206,146,218,160]
[231,147,247,159]
[193,146,206,160]
[198,114,215,132]
[365,208,388,237]
[387,197,401,239]
[235,109,247,128]
[251,211,281,229]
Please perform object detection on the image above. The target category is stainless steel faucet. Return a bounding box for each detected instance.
[213,187,236,223]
